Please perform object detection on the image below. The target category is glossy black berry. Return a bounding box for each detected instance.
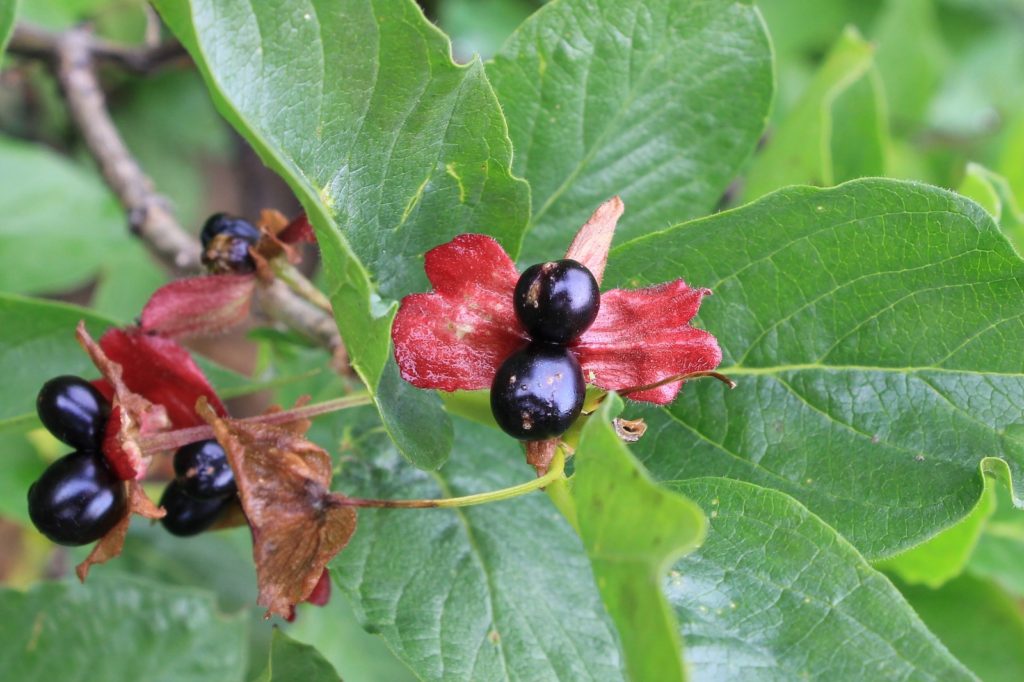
[514,259,600,345]
[159,480,230,537]
[36,375,110,450]
[200,213,261,273]
[27,450,126,546]
[490,343,586,440]
[174,439,236,499]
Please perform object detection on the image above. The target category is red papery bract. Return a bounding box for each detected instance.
[277,212,317,244]
[306,569,332,606]
[392,234,527,391]
[99,328,227,428]
[140,274,255,339]
[574,282,722,404]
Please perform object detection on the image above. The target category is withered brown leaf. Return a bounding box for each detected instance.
[197,399,357,618]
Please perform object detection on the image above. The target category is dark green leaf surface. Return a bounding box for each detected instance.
[0,577,248,682]
[332,416,624,682]
[0,430,48,524]
[0,135,143,295]
[488,0,772,258]
[254,630,340,682]
[607,179,1024,558]
[0,295,118,430]
[156,0,531,469]
[898,574,1024,682]
[671,478,974,681]
[876,480,995,588]
[572,396,707,682]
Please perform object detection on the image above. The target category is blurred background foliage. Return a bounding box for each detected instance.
[1,0,1023,679]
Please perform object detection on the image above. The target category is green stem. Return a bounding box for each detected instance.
[334,448,567,509]
[137,393,372,453]
[272,259,333,312]
[545,474,579,533]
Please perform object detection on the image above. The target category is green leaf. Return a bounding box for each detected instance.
[871,0,947,127]
[875,478,996,588]
[606,179,1024,558]
[829,64,889,184]
[898,574,1024,682]
[572,395,707,682]
[958,162,1024,254]
[487,0,772,258]
[968,480,1024,597]
[284,596,415,682]
[0,0,16,55]
[155,0,531,470]
[0,135,151,296]
[0,577,248,681]
[332,414,624,682]
[670,478,975,681]
[254,630,340,682]
[998,113,1024,208]
[743,27,878,199]
[0,294,118,431]
[0,430,48,524]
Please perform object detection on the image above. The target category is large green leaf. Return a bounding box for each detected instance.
[332,415,624,682]
[0,295,118,430]
[876,479,995,588]
[0,577,248,681]
[487,0,772,258]
[0,0,16,55]
[743,27,879,200]
[0,135,149,296]
[671,478,974,681]
[254,630,340,682]
[572,396,707,682]
[0,430,49,524]
[606,179,1024,558]
[898,574,1024,682]
[156,0,531,470]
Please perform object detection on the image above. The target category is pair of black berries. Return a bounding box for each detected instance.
[28,376,124,546]
[159,439,237,537]
[27,376,238,544]
[490,260,600,440]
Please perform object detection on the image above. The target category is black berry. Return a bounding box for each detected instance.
[159,480,230,537]
[173,439,236,499]
[36,375,110,450]
[200,213,261,274]
[490,343,586,440]
[27,450,126,546]
[514,259,600,344]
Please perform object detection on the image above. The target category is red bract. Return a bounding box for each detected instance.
[99,328,227,428]
[141,274,255,340]
[391,198,722,405]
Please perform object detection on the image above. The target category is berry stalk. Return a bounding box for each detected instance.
[332,447,567,509]
[136,393,372,453]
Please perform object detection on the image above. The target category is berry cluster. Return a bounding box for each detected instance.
[160,439,237,537]
[490,260,600,440]
[28,376,125,546]
[200,213,261,274]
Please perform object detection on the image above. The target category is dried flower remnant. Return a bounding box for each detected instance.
[198,399,357,618]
